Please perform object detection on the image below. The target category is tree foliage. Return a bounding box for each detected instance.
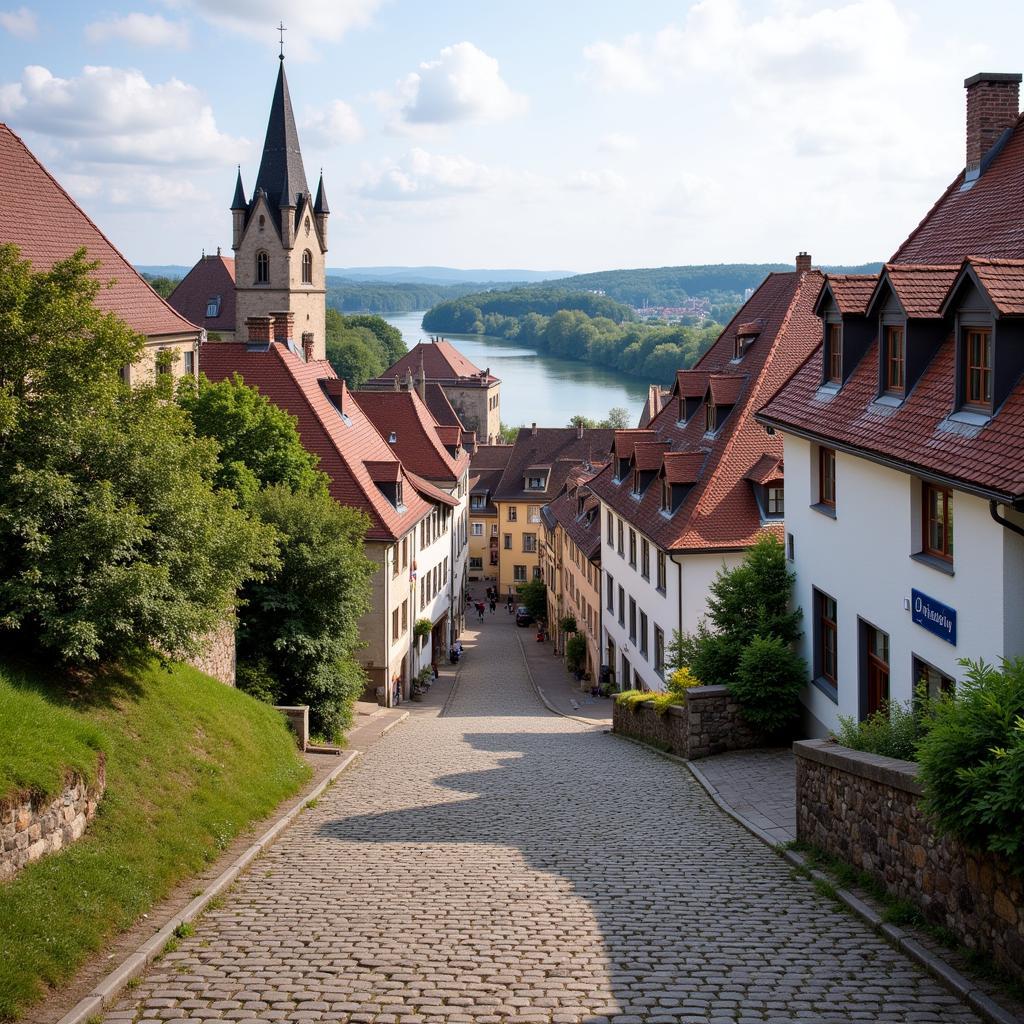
[325,308,408,387]
[0,245,272,667]
[141,273,181,299]
[517,578,548,620]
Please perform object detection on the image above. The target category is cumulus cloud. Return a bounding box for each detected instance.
[359,148,498,201]
[565,169,626,193]
[302,100,364,146]
[184,0,382,60]
[0,65,247,167]
[397,42,527,125]
[86,13,190,49]
[583,35,658,94]
[0,6,35,37]
[599,132,638,153]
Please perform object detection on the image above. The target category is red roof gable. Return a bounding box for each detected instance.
[380,339,496,383]
[708,374,745,406]
[893,113,1024,264]
[199,342,431,540]
[168,254,236,333]
[632,441,670,472]
[822,275,876,316]
[673,369,710,398]
[744,454,783,485]
[612,429,657,459]
[591,269,825,552]
[965,256,1024,315]
[871,264,960,319]
[0,124,198,340]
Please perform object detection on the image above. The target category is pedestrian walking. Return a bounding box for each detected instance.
[476,601,485,622]
[489,598,496,614]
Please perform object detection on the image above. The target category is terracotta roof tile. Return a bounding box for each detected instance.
[0,124,198,339]
[199,342,431,540]
[632,441,670,471]
[875,264,960,318]
[744,454,783,485]
[494,427,616,503]
[824,274,877,315]
[708,374,745,406]
[968,256,1024,314]
[612,429,657,459]
[546,471,603,562]
[736,319,764,337]
[591,269,825,551]
[168,255,236,333]
[379,339,497,383]
[422,382,462,427]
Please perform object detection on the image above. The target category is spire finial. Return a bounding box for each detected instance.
[277,21,286,60]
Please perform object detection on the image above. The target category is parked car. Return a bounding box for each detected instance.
[515,606,534,627]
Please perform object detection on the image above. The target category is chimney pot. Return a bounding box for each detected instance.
[795,252,812,273]
[301,331,314,362]
[964,72,1021,176]
[245,315,272,344]
[531,422,537,436]
[270,310,295,347]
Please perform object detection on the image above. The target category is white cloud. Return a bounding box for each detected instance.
[565,169,626,193]
[184,0,382,60]
[397,42,527,125]
[599,132,638,153]
[359,148,497,201]
[302,100,364,146]
[0,65,248,167]
[0,6,35,38]
[86,13,190,49]
[583,35,658,94]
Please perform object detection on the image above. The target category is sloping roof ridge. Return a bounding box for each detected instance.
[687,270,815,523]
[1,123,199,337]
[358,387,461,478]
[966,254,1024,267]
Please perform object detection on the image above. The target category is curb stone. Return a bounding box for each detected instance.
[612,731,1022,1024]
[513,629,607,728]
[54,750,362,1024]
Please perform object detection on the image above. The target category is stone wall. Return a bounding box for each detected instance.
[795,739,1024,982]
[612,685,765,760]
[1,756,106,882]
[186,619,237,686]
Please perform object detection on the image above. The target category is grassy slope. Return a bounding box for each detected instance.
[0,658,311,1020]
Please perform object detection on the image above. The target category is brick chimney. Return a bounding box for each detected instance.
[531,422,538,436]
[245,315,272,344]
[965,72,1022,177]
[795,252,812,273]
[576,423,584,440]
[301,332,314,362]
[270,310,295,348]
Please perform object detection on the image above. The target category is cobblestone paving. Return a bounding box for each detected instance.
[104,615,980,1024]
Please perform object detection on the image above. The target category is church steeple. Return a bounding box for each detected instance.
[253,59,309,216]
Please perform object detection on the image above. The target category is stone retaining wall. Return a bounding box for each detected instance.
[612,685,764,760]
[186,619,237,686]
[795,739,1024,982]
[0,755,107,883]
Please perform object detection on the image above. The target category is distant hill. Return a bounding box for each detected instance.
[549,263,884,308]
[325,266,575,285]
[136,264,191,278]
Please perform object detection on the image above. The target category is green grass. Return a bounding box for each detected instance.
[0,657,311,1020]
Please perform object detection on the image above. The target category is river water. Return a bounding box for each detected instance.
[381,311,649,429]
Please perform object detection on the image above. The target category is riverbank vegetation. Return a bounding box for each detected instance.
[423,289,721,384]
[327,279,487,313]
[324,309,407,387]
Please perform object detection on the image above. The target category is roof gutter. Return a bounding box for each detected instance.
[990,500,1024,539]
[754,412,1021,506]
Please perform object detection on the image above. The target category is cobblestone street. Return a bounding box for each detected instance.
[104,614,980,1024]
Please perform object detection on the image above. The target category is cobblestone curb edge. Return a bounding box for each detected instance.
[513,630,606,728]
[681,750,1020,1024]
[54,749,364,1024]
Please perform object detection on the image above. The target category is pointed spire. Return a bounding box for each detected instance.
[231,166,247,210]
[314,169,330,215]
[254,60,309,215]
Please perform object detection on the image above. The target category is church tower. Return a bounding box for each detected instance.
[232,55,328,360]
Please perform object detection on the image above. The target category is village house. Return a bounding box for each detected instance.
[363,338,501,441]
[757,72,1024,735]
[0,124,202,385]
[589,256,824,692]
[490,425,614,597]
[467,444,513,584]
[353,387,471,671]
[168,250,237,340]
[539,465,605,682]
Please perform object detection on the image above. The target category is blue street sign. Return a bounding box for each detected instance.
[911,589,957,646]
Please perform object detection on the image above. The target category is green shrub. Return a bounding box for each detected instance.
[413,618,432,642]
[614,689,655,710]
[614,688,684,716]
[917,658,1024,871]
[667,666,702,693]
[518,577,547,620]
[558,615,577,634]
[729,634,806,732]
[565,633,586,673]
[834,699,926,762]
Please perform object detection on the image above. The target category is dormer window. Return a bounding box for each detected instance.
[205,296,221,318]
[395,481,404,508]
[632,470,641,496]
[767,485,784,518]
[470,494,486,510]
[826,323,842,383]
[963,327,992,408]
[615,458,630,482]
[884,325,905,394]
[705,401,716,435]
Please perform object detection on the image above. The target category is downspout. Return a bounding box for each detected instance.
[990,499,1024,538]
[384,541,392,707]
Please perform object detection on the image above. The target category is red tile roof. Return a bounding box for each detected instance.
[380,339,496,383]
[708,374,745,406]
[199,342,432,540]
[351,388,469,485]
[494,428,616,503]
[744,454,783,485]
[966,256,1024,314]
[613,430,657,459]
[422,382,462,427]
[736,319,764,337]
[472,444,514,471]
[168,255,237,333]
[632,441,670,472]
[823,274,876,315]
[871,264,959,319]
[892,113,1024,263]
[590,269,825,552]
[545,469,603,562]
[0,124,198,340]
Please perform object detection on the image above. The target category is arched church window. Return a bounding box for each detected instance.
[256,250,269,284]
[302,249,313,284]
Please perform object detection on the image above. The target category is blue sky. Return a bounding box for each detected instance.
[2,0,1022,271]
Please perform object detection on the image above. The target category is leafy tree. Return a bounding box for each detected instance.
[341,314,406,365]
[0,245,273,667]
[239,485,375,740]
[565,633,587,673]
[730,635,807,732]
[604,407,631,429]
[178,373,326,503]
[568,414,599,429]
[326,324,387,387]
[497,422,520,444]
[517,578,547,620]
[141,273,181,299]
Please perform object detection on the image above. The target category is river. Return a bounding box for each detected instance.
[381,311,649,429]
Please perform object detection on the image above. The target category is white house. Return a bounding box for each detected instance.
[589,256,825,691]
[756,71,1024,734]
